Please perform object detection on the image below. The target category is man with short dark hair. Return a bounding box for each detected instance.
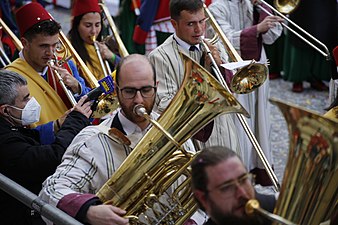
[0,69,92,225]
[191,146,276,225]
[149,0,241,153]
[6,2,91,126]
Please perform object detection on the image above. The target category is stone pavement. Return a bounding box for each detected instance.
[269,78,329,183]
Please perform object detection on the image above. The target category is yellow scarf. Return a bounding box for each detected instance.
[85,43,105,81]
[6,58,68,125]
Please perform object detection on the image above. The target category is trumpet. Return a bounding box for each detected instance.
[255,0,330,60]
[203,4,280,191]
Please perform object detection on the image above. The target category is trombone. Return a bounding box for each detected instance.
[0,43,11,67]
[255,0,330,60]
[91,35,111,77]
[203,4,280,191]
[99,0,129,58]
[0,18,23,51]
[47,53,77,106]
[0,18,23,67]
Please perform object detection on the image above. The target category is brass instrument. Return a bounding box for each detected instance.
[96,53,249,224]
[256,0,330,60]
[0,43,11,67]
[0,18,23,67]
[47,53,77,106]
[91,35,111,77]
[247,98,338,225]
[99,0,129,58]
[0,18,23,51]
[273,0,299,14]
[57,31,99,89]
[204,5,280,191]
[246,199,296,225]
[204,4,268,94]
[57,30,120,118]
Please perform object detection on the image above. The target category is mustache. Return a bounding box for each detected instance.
[236,197,249,210]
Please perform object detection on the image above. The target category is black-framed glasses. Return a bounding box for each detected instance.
[117,85,157,99]
[207,173,254,197]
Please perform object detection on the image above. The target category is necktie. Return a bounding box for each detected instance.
[189,45,198,51]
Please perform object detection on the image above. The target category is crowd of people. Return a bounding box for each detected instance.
[0,0,337,225]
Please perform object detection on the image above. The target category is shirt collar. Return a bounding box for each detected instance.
[173,33,201,52]
[117,109,157,136]
[19,50,48,76]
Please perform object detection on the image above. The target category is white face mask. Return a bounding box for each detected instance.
[8,97,41,125]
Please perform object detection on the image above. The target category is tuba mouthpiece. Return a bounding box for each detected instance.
[133,104,146,117]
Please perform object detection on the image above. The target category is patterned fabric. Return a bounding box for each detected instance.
[145,20,174,54]
[148,34,241,154]
[208,0,282,169]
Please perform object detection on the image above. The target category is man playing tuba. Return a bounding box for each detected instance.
[39,54,196,225]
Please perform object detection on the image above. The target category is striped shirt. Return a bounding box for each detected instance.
[149,34,241,154]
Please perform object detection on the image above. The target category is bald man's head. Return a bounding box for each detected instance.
[115,54,156,86]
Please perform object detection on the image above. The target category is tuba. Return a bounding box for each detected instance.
[247,98,338,225]
[96,53,249,224]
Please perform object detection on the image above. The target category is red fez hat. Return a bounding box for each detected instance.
[16,3,53,36]
[72,0,101,17]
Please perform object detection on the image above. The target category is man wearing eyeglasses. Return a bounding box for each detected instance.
[39,54,196,225]
[191,146,276,225]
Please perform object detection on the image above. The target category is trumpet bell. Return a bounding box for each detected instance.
[274,0,300,14]
[230,61,268,94]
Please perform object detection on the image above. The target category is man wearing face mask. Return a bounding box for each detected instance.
[6,2,91,127]
[0,70,92,225]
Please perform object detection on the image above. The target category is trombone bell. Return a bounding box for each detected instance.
[273,0,300,14]
[230,61,268,94]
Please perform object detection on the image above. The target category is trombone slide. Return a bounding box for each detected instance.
[201,39,280,191]
[256,0,330,60]
[92,39,110,77]
[48,59,77,106]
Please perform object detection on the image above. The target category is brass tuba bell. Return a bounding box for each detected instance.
[247,98,338,225]
[96,52,249,224]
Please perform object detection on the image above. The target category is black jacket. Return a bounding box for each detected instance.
[0,111,90,225]
[204,192,276,225]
